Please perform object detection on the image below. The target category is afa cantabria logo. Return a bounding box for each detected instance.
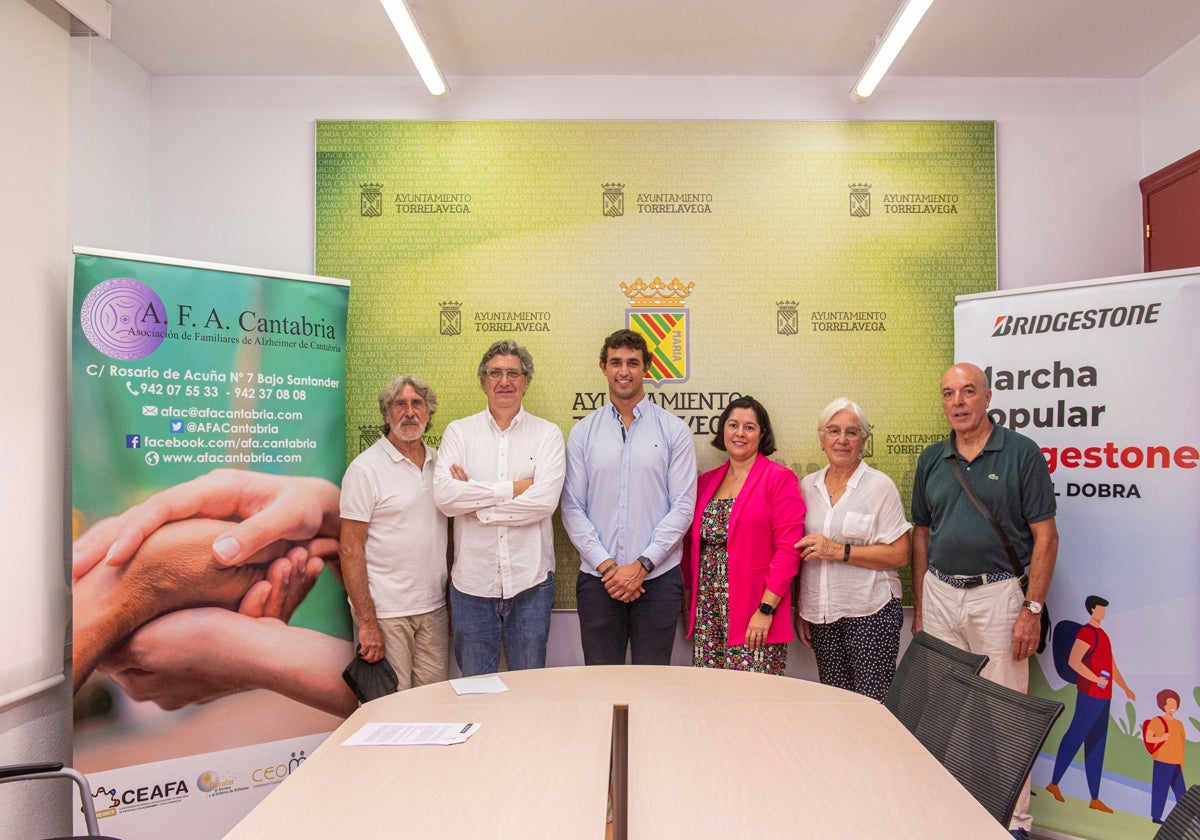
[79,277,167,361]
[621,277,694,385]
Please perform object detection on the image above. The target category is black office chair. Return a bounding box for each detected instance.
[913,669,1064,827]
[0,762,120,839]
[1155,784,1200,839]
[883,630,989,734]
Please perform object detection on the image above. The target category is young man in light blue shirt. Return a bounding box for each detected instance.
[561,329,697,665]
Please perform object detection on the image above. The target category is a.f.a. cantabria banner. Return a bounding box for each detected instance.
[316,120,997,606]
[71,248,350,839]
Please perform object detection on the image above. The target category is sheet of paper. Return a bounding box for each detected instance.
[342,722,481,747]
[449,675,509,695]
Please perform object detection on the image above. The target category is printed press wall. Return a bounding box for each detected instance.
[316,120,998,606]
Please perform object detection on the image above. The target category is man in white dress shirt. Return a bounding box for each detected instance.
[340,374,449,691]
[434,341,565,676]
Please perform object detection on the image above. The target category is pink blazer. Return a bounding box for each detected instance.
[683,456,805,646]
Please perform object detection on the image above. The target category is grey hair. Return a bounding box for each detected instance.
[378,374,437,434]
[476,340,535,383]
[817,397,872,442]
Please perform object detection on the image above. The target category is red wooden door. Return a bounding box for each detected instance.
[1141,149,1200,272]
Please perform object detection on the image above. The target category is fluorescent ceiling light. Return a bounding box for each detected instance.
[850,0,935,103]
[380,0,449,97]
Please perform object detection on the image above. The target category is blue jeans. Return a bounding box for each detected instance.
[1152,760,1186,821]
[450,572,555,677]
[1050,692,1110,799]
[576,565,683,666]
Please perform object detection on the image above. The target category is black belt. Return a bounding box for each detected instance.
[928,567,1018,590]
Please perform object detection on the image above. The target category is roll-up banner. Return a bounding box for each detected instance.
[955,269,1200,839]
[70,248,350,839]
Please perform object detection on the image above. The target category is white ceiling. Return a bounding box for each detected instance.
[103,0,1200,82]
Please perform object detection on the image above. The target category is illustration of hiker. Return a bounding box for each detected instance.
[1145,689,1188,824]
[1045,595,1136,813]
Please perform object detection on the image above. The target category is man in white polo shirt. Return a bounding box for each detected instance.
[339,374,449,691]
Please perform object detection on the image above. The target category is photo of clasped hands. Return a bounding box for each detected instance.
[72,469,357,717]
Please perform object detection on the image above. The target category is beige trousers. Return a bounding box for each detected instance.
[372,605,450,691]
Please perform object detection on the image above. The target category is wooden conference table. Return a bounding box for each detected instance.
[224,666,1010,839]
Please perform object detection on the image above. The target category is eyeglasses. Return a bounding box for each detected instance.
[822,426,863,440]
[485,368,526,381]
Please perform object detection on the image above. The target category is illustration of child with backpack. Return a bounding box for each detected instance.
[1144,688,1188,824]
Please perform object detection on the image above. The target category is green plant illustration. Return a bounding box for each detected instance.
[1117,700,1137,737]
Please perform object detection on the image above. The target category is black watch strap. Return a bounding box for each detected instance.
[758,602,777,616]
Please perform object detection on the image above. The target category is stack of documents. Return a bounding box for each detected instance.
[343,722,481,747]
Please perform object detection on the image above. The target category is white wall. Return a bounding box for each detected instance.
[70,35,152,252]
[1,1,73,838]
[140,73,1145,289]
[1142,31,1200,175]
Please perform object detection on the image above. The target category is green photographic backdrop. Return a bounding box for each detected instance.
[316,121,997,606]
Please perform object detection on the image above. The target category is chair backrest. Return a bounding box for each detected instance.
[1155,784,1200,840]
[884,630,989,734]
[913,669,1064,827]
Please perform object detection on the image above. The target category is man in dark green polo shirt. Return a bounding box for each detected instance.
[911,362,1059,840]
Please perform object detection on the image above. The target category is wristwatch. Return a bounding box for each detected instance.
[758,602,777,616]
[637,555,655,574]
[1022,599,1043,615]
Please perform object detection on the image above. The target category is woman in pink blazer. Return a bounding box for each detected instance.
[683,396,805,675]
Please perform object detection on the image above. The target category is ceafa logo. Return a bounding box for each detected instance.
[91,778,190,817]
[850,183,871,217]
[603,183,624,217]
[621,277,694,385]
[80,277,168,360]
[93,786,119,818]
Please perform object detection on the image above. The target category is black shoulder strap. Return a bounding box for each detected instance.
[945,452,1024,578]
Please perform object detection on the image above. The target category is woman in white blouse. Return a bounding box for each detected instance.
[795,398,911,701]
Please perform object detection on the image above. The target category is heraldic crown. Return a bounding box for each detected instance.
[620,277,695,307]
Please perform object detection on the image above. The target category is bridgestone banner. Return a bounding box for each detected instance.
[955,269,1200,838]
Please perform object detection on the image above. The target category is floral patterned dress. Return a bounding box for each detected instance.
[691,497,787,675]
